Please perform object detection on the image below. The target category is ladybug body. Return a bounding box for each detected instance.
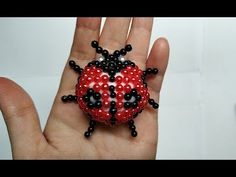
[62,41,159,138]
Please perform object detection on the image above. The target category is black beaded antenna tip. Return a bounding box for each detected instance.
[61,40,159,138]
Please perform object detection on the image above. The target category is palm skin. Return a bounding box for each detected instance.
[0,18,169,159]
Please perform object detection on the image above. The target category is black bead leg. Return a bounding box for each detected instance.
[128,120,138,137]
[84,120,97,138]
[61,95,78,103]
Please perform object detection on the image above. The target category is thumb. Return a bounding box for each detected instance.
[0,77,46,158]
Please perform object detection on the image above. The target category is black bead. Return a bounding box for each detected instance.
[125,44,132,52]
[141,75,145,80]
[109,85,115,91]
[109,76,115,82]
[110,108,117,115]
[103,66,109,72]
[130,62,135,67]
[95,101,102,108]
[113,50,120,58]
[88,126,94,132]
[105,57,110,62]
[110,92,116,98]
[101,61,106,66]
[94,61,100,66]
[87,102,94,109]
[152,68,159,74]
[61,96,68,102]
[124,60,129,66]
[108,54,114,60]
[131,89,137,96]
[131,130,138,137]
[139,109,143,113]
[124,93,132,100]
[108,62,115,68]
[93,92,101,100]
[148,99,155,105]
[113,57,119,62]
[121,64,126,69]
[84,131,91,138]
[91,41,99,48]
[67,95,73,101]
[129,124,136,130]
[73,96,78,101]
[128,120,134,125]
[117,61,122,66]
[143,83,147,88]
[132,101,138,108]
[143,71,147,76]
[69,60,76,67]
[109,70,115,76]
[82,95,89,102]
[88,61,94,67]
[96,47,103,54]
[98,63,102,68]
[89,120,96,126]
[146,68,152,74]
[136,94,142,101]
[87,88,94,96]
[124,102,131,109]
[110,101,116,107]
[115,66,121,72]
[120,48,127,56]
[79,68,83,74]
[74,65,81,72]
[102,50,109,58]
[153,103,159,109]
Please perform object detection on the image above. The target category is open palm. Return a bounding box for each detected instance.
[0,18,169,159]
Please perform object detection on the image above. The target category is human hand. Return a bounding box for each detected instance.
[0,17,169,159]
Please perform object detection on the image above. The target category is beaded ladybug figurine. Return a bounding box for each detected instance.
[61,41,159,138]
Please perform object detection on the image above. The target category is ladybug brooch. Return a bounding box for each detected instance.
[61,41,159,138]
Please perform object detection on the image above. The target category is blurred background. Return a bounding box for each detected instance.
[0,18,236,159]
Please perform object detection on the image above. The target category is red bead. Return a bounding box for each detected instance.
[116,112,123,120]
[121,70,128,75]
[102,91,109,99]
[85,67,90,72]
[87,76,92,82]
[115,76,123,84]
[79,101,86,109]
[116,92,124,100]
[84,107,89,112]
[136,84,141,91]
[97,109,103,117]
[117,101,123,108]
[116,84,123,91]
[78,89,85,95]
[101,75,109,83]
[93,84,100,92]
[123,76,130,83]
[131,77,136,82]
[95,69,102,74]
[124,85,131,92]
[94,76,101,82]
[102,84,109,90]
[103,100,110,108]
[127,66,132,70]
[103,112,110,120]
[82,84,89,89]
